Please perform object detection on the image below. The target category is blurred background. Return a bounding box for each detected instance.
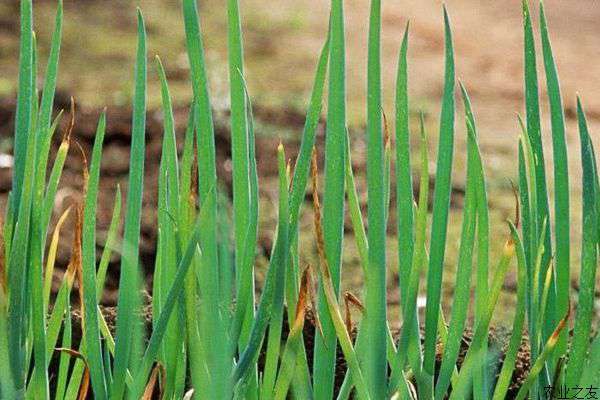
[0,0,598,324]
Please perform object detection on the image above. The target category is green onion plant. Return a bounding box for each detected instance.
[0,0,598,399]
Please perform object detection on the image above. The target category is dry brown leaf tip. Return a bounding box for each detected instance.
[142,363,165,400]
[55,347,90,400]
[62,97,76,143]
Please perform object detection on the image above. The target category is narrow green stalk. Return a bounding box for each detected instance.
[449,226,516,399]
[54,307,72,400]
[96,187,121,298]
[184,2,220,320]
[231,85,286,390]
[434,103,478,400]
[578,333,600,388]
[28,40,50,398]
[363,0,387,396]
[422,8,455,395]
[492,226,528,400]
[1,234,12,397]
[345,135,368,269]
[45,264,75,362]
[261,145,290,399]
[25,47,40,383]
[155,56,180,227]
[82,112,108,399]
[7,0,33,390]
[273,269,311,400]
[539,1,570,360]
[461,82,490,397]
[154,55,183,397]
[515,311,569,400]
[42,132,69,233]
[283,39,330,396]
[8,37,36,400]
[184,1,234,398]
[313,0,347,396]
[177,99,208,393]
[311,160,369,400]
[131,215,205,398]
[393,26,424,388]
[12,0,33,214]
[566,98,598,385]
[111,10,146,398]
[0,281,16,398]
[227,4,257,377]
[35,0,63,244]
[230,72,260,357]
[518,141,533,287]
[339,131,405,399]
[36,0,62,141]
[395,22,413,306]
[288,36,329,238]
[523,1,555,345]
[391,113,428,394]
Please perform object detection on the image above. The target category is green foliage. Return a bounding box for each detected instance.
[1,1,597,399]
[110,10,147,399]
[422,8,455,398]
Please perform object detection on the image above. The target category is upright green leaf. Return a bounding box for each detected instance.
[54,306,72,400]
[434,88,478,400]
[42,125,69,233]
[539,1,570,359]
[7,2,35,388]
[422,8,455,396]
[36,0,62,137]
[523,0,555,341]
[154,55,183,397]
[260,144,290,399]
[96,187,122,298]
[461,82,491,397]
[82,112,108,399]
[187,0,231,394]
[227,4,257,378]
[26,34,51,400]
[361,0,387,396]
[288,36,329,237]
[392,113,428,395]
[449,224,516,400]
[35,1,63,237]
[566,98,598,385]
[283,35,329,399]
[12,0,33,214]
[155,57,180,215]
[579,333,600,388]
[232,161,292,390]
[313,0,347,396]
[395,22,413,314]
[111,10,146,399]
[492,225,528,400]
[391,25,425,389]
[515,310,569,400]
[131,215,205,398]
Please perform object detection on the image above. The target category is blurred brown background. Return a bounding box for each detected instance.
[0,0,598,322]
